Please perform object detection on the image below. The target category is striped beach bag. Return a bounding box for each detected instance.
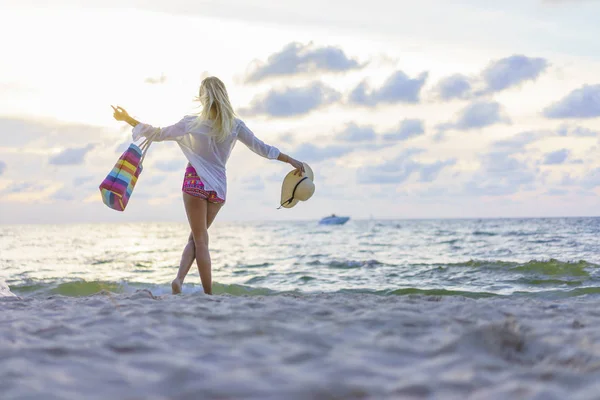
[99,133,156,211]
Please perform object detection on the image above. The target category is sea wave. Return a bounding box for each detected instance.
[306,259,385,269]
[6,276,600,300]
[423,259,598,277]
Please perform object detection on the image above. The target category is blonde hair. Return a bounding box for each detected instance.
[194,76,236,142]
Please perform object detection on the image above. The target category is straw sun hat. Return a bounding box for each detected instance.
[279,163,315,209]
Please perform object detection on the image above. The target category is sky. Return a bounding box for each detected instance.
[0,0,599,223]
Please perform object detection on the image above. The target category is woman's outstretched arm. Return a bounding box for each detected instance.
[238,120,305,174]
[112,105,187,142]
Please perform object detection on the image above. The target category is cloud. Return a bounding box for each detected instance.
[358,160,420,184]
[418,159,457,182]
[465,152,537,196]
[356,149,454,185]
[383,119,425,141]
[542,149,570,165]
[293,143,353,162]
[0,117,109,147]
[491,131,545,153]
[144,175,167,185]
[73,176,94,186]
[581,167,600,188]
[336,123,377,142]
[333,119,425,144]
[557,125,599,137]
[246,42,363,82]
[240,82,340,117]
[434,74,473,100]
[433,54,548,102]
[349,70,428,106]
[481,55,548,93]
[277,132,296,144]
[544,84,600,119]
[1,182,50,195]
[153,159,186,172]
[144,73,167,84]
[438,101,510,131]
[0,161,5,176]
[241,175,265,191]
[51,191,75,201]
[546,188,568,196]
[558,167,600,190]
[49,144,95,165]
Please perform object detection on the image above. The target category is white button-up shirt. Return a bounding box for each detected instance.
[132,116,280,200]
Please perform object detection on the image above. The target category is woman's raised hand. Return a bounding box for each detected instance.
[111,105,130,122]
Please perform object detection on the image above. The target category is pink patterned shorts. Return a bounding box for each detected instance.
[182,164,225,203]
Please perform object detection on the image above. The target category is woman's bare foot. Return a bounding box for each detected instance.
[171,278,183,294]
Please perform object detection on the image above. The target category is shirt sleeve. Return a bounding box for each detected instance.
[132,117,188,143]
[236,120,280,160]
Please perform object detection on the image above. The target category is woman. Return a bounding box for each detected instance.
[112,76,305,295]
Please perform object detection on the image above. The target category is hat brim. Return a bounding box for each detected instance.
[280,163,314,208]
[281,198,300,209]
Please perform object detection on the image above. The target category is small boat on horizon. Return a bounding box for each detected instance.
[319,214,350,225]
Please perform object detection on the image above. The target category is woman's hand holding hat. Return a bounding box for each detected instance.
[278,153,305,176]
[288,157,305,176]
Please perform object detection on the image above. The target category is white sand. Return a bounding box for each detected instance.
[1,291,600,400]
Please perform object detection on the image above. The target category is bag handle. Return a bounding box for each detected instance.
[138,128,160,165]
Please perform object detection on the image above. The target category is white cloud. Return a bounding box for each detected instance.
[241,175,266,191]
[356,149,456,185]
[143,175,168,186]
[480,55,548,93]
[383,119,425,141]
[49,144,95,166]
[240,82,341,117]
[491,131,544,153]
[0,161,5,176]
[433,74,473,101]
[438,101,511,131]
[464,151,538,196]
[544,84,600,119]
[433,54,549,101]
[542,149,570,165]
[144,73,167,85]
[152,159,186,172]
[349,70,428,106]
[293,143,353,162]
[73,176,94,186]
[418,159,457,182]
[0,117,110,147]
[335,123,377,142]
[557,125,599,137]
[245,42,363,82]
[581,167,600,188]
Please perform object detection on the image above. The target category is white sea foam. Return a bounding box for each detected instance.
[1,291,599,399]
[0,280,15,297]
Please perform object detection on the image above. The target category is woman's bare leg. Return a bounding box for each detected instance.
[179,193,223,295]
[171,233,195,294]
[172,200,222,294]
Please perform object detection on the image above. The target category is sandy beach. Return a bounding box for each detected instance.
[2,290,600,400]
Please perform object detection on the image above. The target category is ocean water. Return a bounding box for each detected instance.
[2,217,599,299]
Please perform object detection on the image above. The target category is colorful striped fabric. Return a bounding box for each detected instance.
[99,143,144,211]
